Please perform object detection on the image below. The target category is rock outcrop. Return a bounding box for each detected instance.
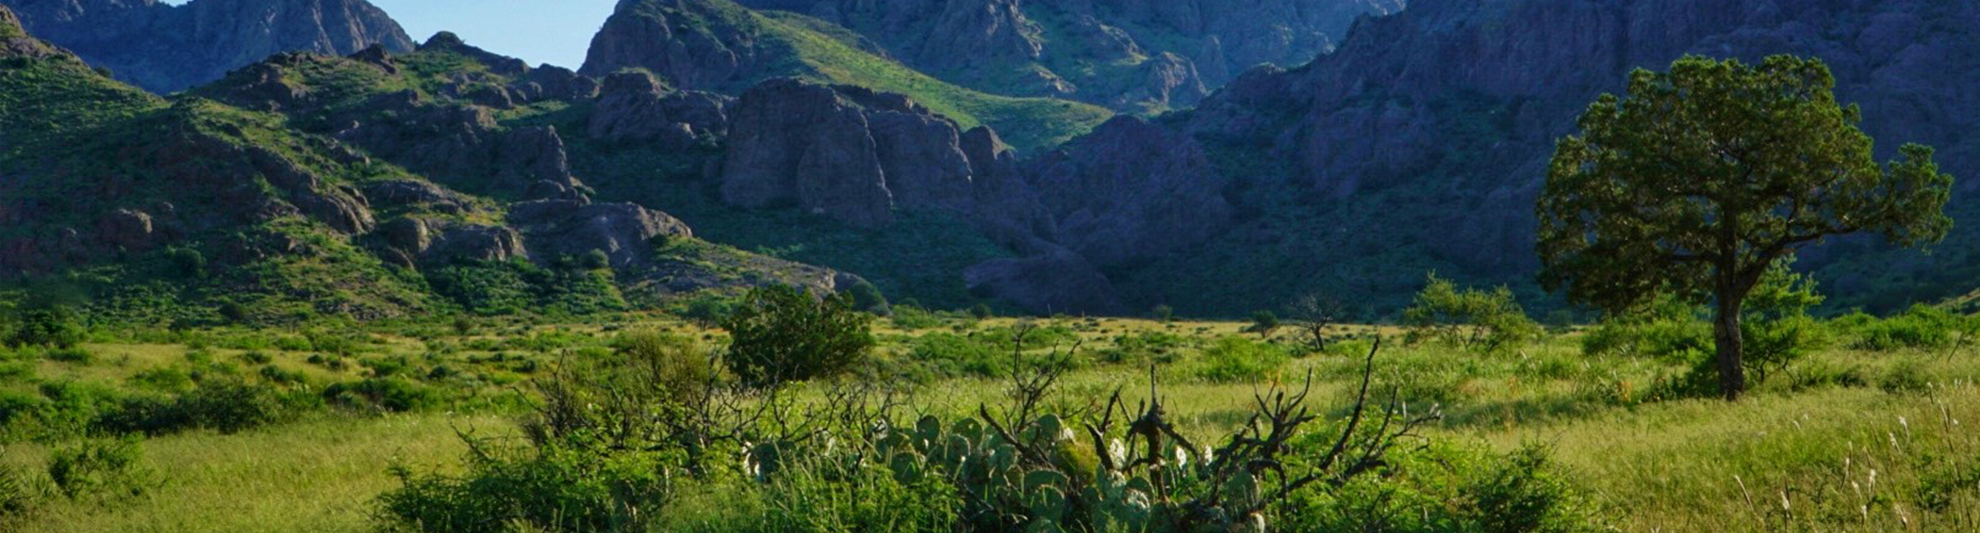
[718,78,1055,244]
[0,0,414,93]
[509,199,694,268]
[579,0,771,87]
[0,4,61,59]
[587,70,731,150]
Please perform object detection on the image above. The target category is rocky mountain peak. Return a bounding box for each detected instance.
[0,0,414,92]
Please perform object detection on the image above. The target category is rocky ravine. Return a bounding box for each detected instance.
[1,0,414,93]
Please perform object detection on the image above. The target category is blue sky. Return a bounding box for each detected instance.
[164,0,620,69]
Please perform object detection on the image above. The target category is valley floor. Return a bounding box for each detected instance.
[2,315,1977,532]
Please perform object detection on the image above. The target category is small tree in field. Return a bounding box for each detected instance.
[722,285,874,387]
[1403,274,1540,354]
[1539,55,1954,400]
[1247,310,1281,339]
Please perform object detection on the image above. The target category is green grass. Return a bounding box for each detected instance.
[4,314,1980,531]
[1,413,507,533]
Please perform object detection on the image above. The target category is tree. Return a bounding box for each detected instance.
[1247,310,1281,339]
[1539,55,1954,400]
[9,306,85,349]
[1289,292,1351,352]
[721,285,874,387]
[1402,274,1540,354]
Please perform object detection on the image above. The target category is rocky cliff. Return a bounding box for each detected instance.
[733,0,1405,111]
[0,0,414,93]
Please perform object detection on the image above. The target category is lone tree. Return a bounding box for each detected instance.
[722,285,874,387]
[1539,55,1953,400]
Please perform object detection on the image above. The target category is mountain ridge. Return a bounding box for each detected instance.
[1,0,415,93]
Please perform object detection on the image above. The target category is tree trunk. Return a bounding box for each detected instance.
[1713,291,1747,401]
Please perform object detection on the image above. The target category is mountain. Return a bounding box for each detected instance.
[1018,0,1980,316]
[731,0,1406,113]
[0,11,850,323]
[579,0,1113,152]
[0,0,414,93]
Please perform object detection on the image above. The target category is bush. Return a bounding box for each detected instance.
[672,293,739,328]
[1841,305,1967,352]
[905,332,1001,379]
[1285,442,1605,533]
[8,307,84,349]
[613,332,715,406]
[97,378,293,435]
[44,346,93,365]
[1403,274,1540,354]
[1195,336,1291,382]
[843,279,889,315]
[889,305,943,330]
[722,286,874,387]
[325,378,441,413]
[47,438,149,501]
[1099,331,1191,365]
[380,441,676,533]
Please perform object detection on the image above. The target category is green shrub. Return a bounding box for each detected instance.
[1841,305,1967,352]
[889,305,944,330]
[8,307,84,349]
[1099,331,1191,365]
[1195,336,1291,382]
[843,279,889,315]
[722,286,874,387]
[325,378,441,413]
[1403,274,1540,354]
[380,440,676,533]
[47,438,149,501]
[97,378,293,435]
[44,346,93,365]
[905,332,1001,378]
[612,332,715,406]
[1285,443,1604,533]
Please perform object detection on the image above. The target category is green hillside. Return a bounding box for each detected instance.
[600,0,1113,152]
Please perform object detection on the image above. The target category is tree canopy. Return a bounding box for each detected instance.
[1537,55,1953,399]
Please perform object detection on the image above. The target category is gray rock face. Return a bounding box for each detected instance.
[719,78,1058,243]
[1025,116,1232,268]
[363,180,475,215]
[331,89,583,196]
[719,78,899,228]
[0,0,414,93]
[587,70,731,149]
[579,0,768,87]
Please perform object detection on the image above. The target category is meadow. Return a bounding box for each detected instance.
[0,298,1977,532]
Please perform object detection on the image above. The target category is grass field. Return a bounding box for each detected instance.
[1,312,1977,532]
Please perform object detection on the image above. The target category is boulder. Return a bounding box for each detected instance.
[509,200,693,268]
